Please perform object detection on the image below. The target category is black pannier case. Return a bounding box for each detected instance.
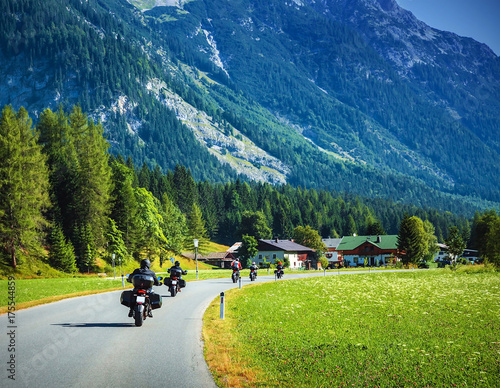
[132,274,154,289]
[120,290,134,307]
[164,277,186,288]
[150,293,162,309]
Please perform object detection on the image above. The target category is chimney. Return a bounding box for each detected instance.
[376,236,381,243]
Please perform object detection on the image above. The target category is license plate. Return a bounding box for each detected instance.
[136,296,146,304]
[172,280,177,285]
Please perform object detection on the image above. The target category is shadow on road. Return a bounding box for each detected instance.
[52,322,135,328]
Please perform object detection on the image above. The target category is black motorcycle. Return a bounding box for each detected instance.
[249,268,257,281]
[231,268,240,283]
[121,274,162,326]
[164,269,187,297]
[274,269,284,279]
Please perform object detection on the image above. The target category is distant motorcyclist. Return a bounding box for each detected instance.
[275,261,284,277]
[167,260,188,293]
[127,259,160,317]
[231,258,242,271]
[168,260,187,277]
[249,261,258,280]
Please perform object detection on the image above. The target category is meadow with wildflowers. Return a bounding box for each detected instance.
[204,270,500,387]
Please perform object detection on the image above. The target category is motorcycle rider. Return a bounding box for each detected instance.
[167,261,188,292]
[275,261,284,277]
[249,261,259,278]
[127,259,160,317]
[231,258,242,270]
[230,258,242,280]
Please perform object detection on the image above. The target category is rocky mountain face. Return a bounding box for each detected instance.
[1,0,499,214]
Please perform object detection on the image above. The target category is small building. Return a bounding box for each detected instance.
[336,235,399,267]
[322,237,343,268]
[201,251,236,268]
[181,251,236,268]
[433,244,481,264]
[433,243,449,262]
[252,239,316,269]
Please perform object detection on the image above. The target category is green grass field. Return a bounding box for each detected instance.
[204,269,500,387]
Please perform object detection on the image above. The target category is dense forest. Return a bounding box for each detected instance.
[1,104,499,275]
[1,0,499,219]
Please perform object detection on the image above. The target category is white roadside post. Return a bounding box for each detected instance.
[220,292,225,319]
[194,239,199,280]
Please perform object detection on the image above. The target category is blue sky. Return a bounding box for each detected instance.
[396,0,500,55]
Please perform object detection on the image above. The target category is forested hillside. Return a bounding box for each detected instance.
[4,105,496,276]
[0,0,499,219]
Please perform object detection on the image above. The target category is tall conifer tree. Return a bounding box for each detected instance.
[185,203,209,253]
[70,106,112,250]
[48,224,77,273]
[0,106,50,268]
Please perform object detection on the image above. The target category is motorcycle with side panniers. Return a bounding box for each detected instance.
[120,274,163,327]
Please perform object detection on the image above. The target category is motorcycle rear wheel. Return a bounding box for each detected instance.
[134,305,143,327]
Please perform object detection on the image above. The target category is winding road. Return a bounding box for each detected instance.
[2,269,385,387]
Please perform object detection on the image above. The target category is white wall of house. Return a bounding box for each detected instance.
[284,252,304,268]
[253,251,304,268]
[433,250,448,262]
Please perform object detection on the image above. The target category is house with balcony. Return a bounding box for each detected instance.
[336,235,399,267]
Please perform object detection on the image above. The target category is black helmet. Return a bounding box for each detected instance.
[175,261,180,266]
[140,259,151,269]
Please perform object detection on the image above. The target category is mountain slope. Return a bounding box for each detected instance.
[0,0,499,216]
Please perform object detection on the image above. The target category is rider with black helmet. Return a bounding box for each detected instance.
[127,259,160,317]
[168,260,187,286]
[168,261,187,276]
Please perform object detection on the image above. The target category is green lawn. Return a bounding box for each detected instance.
[204,269,500,387]
[0,277,125,312]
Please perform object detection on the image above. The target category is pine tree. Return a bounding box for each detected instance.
[48,224,77,273]
[160,193,187,255]
[172,165,196,214]
[397,214,427,265]
[73,222,96,272]
[110,160,140,254]
[70,106,112,248]
[0,106,50,269]
[38,106,79,233]
[239,211,272,240]
[185,203,209,253]
[106,218,128,261]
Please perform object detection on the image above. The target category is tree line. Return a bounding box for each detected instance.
[1,104,499,274]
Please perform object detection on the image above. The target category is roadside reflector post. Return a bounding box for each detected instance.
[121,274,125,288]
[220,292,225,319]
[238,275,242,289]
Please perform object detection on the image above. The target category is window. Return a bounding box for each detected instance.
[273,254,277,259]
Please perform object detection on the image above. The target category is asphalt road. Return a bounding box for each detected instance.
[1,269,389,387]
